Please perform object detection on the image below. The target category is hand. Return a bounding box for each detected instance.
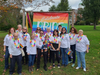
[41,50,43,52]
[10,54,12,58]
[86,49,89,53]
[3,49,6,52]
[57,48,59,51]
[27,53,30,55]
[53,48,55,50]
[24,38,26,41]
[45,49,47,52]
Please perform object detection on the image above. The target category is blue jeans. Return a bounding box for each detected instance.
[76,51,86,68]
[28,55,36,67]
[5,46,9,69]
[41,44,48,50]
[60,48,68,65]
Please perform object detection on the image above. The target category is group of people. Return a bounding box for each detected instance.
[3,24,90,75]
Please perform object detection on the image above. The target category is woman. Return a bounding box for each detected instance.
[68,27,78,67]
[50,29,61,68]
[35,27,41,39]
[60,27,70,67]
[76,30,89,72]
[27,33,39,72]
[3,27,15,72]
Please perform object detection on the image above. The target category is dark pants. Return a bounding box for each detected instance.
[5,46,9,69]
[9,54,22,74]
[43,50,47,68]
[69,44,76,63]
[49,50,52,62]
[22,46,28,64]
[52,51,60,63]
[28,55,36,67]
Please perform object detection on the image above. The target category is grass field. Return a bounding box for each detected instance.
[0,25,100,75]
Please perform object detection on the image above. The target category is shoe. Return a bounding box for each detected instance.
[58,64,60,68]
[83,68,86,71]
[68,61,72,64]
[53,64,55,68]
[44,67,47,71]
[76,67,80,69]
[19,73,22,75]
[29,67,31,72]
[31,66,33,71]
[72,64,75,67]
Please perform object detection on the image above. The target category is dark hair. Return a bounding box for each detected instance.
[35,27,41,33]
[70,27,78,34]
[53,29,59,36]
[60,27,67,36]
[40,30,44,33]
[58,25,62,27]
[9,27,15,35]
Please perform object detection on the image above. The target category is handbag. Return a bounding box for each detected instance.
[65,49,73,56]
[20,48,25,56]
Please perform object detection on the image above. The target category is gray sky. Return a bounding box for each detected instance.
[25,0,82,11]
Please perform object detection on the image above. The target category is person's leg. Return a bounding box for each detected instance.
[28,55,32,67]
[64,48,68,66]
[56,51,60,68]
[4,46,9,70]
[61,48,64,65]
[43,50,47,71]
[49,50,52,62]
[71,45,76,63]
[9,56,16,74]
[52,51,55,68]
[80,52,86,69]
[68,45,72,63]
[17,54,22,74]
[37,49,41,69]
[76,51,81,68]
[24,47,28,64]
[31,55,35,71]
[22,47,26,64]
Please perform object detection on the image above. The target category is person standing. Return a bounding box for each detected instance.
[3,27,15,72]
[22,27,30,65]
[50,29,61,68]
[76,30,90,72]
[9,33,23,75]
[16,24,22,38]
[68,27,78,67]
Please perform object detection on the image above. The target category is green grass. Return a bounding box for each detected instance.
[0,25,100,75]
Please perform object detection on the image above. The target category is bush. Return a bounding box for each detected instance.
[77,21,85,25]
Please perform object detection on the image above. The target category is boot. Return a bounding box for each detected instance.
[29,67,31,72]
[31,66,33,71]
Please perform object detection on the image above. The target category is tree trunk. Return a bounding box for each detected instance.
[94,21,96,30]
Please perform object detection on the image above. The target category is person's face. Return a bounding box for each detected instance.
[45,36,49,40]
[40,31,44,36]
[14,34,18,40]
[23,28,27,32]
[31,34,35,39]
[37,28,40,33]
[54,31,57,36]
[79,31,83,36]
[10,28,14,34]
[71,28,75,33]
[59,26,62,30]
[18,26,22,31]
[47,29,50,32]
[62,28,66,33]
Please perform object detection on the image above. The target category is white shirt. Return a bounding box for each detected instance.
[16,30,23,38]
[21,33,30,47]
[69,33,78,45]
[26,39,40,54]
[60,34,70,48]
[3,34,13,46]
[36,36,45,49]
[8,38,24,56]
[45,32,53,38]
[49,36,61,44]
[35,33,40,39]
[76,35,90,52]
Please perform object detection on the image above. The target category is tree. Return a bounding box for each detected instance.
[82,0,100,29]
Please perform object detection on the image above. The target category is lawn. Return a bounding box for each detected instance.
[0,25,100,75]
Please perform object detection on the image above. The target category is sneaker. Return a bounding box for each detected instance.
[68,61,72,64]
[76,67,80,69]
[72,64,75,67]
[19,73,22,75]
[53,64,55,68]
[58,64,60,68]
[83,68,86,71]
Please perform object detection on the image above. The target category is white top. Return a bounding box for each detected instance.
[49,36,61,44]
[45,32,53,38]
[3,34,13,46]
[35,33,40,39]
[8,38,24,56]
[76,35,90,52]
[21,33,30,47]
[16,30,23,38]
[60,34,70,48]
[36,36,45,49]
[69,33,78,45]
[26,39,41,54]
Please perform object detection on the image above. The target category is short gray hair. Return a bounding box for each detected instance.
[79,29,83,33]
[17,24,22,28]
[46,27,51,30]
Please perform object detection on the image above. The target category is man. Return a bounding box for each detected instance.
[9,33,23,75]
[36,30,48,71]
[16,24,22,38]
[22,27,30,65]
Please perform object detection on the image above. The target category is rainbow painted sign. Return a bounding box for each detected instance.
[33,12,69,33]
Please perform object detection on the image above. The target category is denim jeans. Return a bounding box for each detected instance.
[5,46,9,69]
[28,55,36,67]
[76,51,86,68]
[41,44,48,50]
[60,47,68,65]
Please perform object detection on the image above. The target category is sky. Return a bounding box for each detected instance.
[25,0,82,11]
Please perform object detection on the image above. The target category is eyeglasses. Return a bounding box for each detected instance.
[62,30,66,31]
[40,33,43,34]
[37,29,40,30]
[24,29,27,30]
[71,30,74,31]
